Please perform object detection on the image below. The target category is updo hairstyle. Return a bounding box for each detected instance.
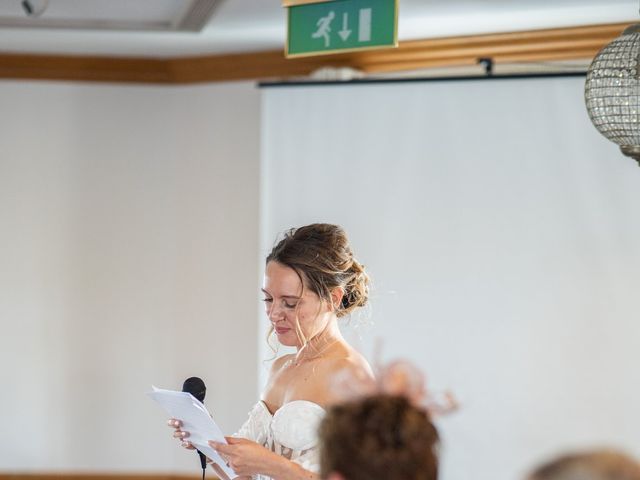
[266,223,369,317]
[319,394,440,480]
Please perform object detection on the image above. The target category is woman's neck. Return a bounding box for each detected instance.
[294,317,344,363]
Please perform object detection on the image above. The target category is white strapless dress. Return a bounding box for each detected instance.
[233,400,326,480]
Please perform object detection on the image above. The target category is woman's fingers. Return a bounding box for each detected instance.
[224,436,243,444]
[166,419,194,450]
[209,441,238,466]
[167,418,182,428]
[209,441,234,456]
[168,419,191,446]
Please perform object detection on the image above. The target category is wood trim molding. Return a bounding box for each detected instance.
[0,475,202,480]
[282,0,334,6]
[0,22,630,84]
[0,55,171,83]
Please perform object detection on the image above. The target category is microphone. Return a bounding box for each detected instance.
[182,377,208,472]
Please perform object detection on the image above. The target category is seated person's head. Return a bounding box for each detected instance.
[528,450,640,480]
[318,394,439,480]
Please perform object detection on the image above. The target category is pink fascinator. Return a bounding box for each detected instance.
[330,359,458,417]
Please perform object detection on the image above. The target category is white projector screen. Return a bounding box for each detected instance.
[260,76,640,480]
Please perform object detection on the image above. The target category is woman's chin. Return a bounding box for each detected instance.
[275,332,298,347]
[277,337,298,347]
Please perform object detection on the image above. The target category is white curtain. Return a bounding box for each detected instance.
[260,76,640,480]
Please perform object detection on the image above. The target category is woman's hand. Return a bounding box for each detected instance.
[167,418,196,450]
[209,436,285,477]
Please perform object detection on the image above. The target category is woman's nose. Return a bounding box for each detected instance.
[268,303,285,321]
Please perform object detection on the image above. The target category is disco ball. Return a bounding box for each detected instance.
[585,24,640,166]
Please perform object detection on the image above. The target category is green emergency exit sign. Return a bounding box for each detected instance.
[286,0,398,58]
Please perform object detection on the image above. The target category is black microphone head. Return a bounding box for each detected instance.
[182,376,206,403]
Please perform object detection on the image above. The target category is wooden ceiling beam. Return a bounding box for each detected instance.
[0,22,630,84]
[0,54,172,83]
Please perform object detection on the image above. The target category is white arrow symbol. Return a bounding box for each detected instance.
[338,12,351,41]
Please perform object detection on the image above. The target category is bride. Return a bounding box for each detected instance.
[170,223,374,480]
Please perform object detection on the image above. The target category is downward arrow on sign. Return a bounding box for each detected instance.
[338,12,351,41]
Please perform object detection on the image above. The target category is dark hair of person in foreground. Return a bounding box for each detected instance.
[319,394,440,480]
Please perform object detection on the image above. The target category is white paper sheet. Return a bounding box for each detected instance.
[147,386,236,478]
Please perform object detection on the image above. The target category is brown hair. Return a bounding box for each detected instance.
[529,450,640,480]
[266,223,369,318]
[319,394,440,480]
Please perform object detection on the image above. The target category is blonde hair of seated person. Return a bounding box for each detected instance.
[529,450,640,480]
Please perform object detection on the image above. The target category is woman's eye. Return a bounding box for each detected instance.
[262,298,273,303]
[283,301,297,309]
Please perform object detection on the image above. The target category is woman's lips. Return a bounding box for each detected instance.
[275,326,291,334]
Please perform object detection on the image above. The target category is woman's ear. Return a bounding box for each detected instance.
[330,286,345,312]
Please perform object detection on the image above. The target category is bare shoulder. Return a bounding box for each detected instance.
[270,353,294,375]
[324,348,374,380]
[309,347,375,405]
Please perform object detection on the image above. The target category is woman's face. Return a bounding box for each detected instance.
[262,261,332,348]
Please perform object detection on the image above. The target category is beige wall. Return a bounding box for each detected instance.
[0,80,261,472]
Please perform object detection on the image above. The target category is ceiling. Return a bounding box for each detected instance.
[0,0,637,58]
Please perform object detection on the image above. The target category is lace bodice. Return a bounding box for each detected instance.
[234,400,326,480]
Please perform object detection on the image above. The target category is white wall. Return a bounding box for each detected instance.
[4,74,640,479]
[261,77,640,480]
[0,80,261,472]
